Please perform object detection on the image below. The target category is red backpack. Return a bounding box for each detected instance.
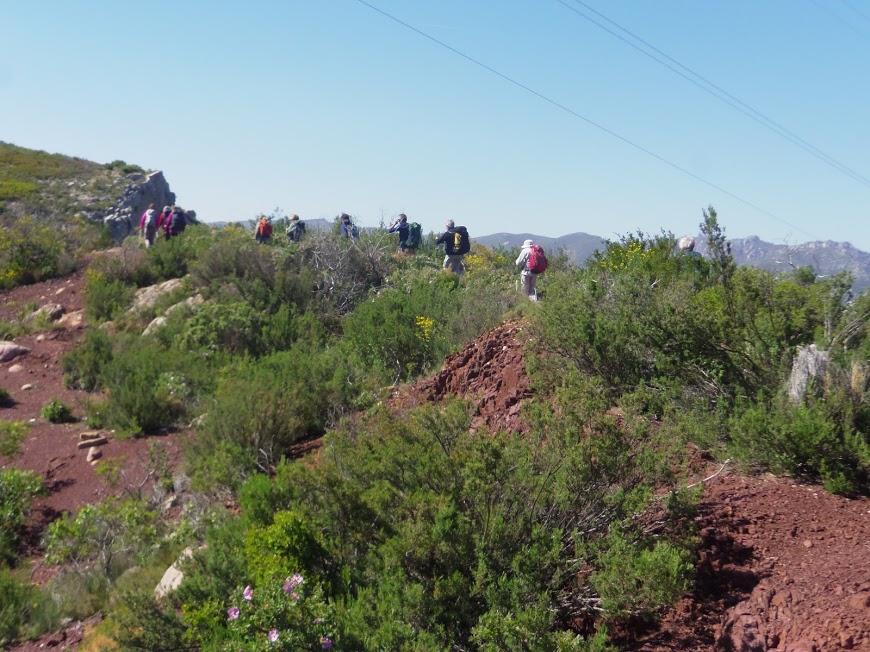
[528,245,548,274]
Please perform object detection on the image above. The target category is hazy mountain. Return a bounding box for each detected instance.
[709,236,870,294]
[475,231,870,294]
[474,232,606,265]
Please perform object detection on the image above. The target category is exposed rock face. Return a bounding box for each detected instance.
[788,344,829,404]
[102,171,188,241]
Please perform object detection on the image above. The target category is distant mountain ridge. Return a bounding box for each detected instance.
[475,231,870,294]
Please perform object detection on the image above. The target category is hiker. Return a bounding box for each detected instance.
[158,205,172,241]
[515,239,548,301]
[255,215,273,243]
[435,219,470,274]
[139,203,158,247]
[678,236,701,258]
[339,213,358,238]
[168,206,186,238]
[286,214,305,242]
[389,214,410,252]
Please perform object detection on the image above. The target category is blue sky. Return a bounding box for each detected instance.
[2,1,869,249]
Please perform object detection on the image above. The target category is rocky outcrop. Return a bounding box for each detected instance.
[787,344,829,404]
[102,171,196,241]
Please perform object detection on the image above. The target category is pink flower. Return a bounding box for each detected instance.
[268,629,279,643]
[321,636,333,649]
[291,592,301,601]
[313,617,323,624]
[243,586,253,601]
[284,573,304,591]
[227,606,240,620]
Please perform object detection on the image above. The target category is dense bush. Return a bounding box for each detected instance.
[41,398,76,424]
[62,328,114,391]
[99,338,216,437]
[0,420,29,458]
[189,343,365,489]
[83,268,135,323]
[45,498,158,579]
[0,570,59,645]
[0,468,46,564]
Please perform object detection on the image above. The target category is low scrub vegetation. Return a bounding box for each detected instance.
[2,205,867,650]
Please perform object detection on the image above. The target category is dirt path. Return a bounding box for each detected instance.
[630,473,870,652]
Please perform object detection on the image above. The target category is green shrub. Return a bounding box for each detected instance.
[242,510,328,586]
[0,387,11,408]
[41,398,76,423]
[0,420,30,458]
[62,328,114,391]
[101,339,213,437]
[0,468,46,564]
[190,344,364,488]
[0,569,59,645]
[45,498,158,580]
[589,532,694,623]
[729,396,870,494]
[83,268,134,323]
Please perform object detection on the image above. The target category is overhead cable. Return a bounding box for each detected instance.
[351,0,822,241]
[558,0,870,190]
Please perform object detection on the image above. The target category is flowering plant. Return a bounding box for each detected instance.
[221,572,335,651]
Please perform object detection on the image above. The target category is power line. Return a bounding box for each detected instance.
[840,0,870,26]
[351,0,823,242]
[557,0,870,190]
[808,0,870,41]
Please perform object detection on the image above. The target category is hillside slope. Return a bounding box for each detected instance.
[0,142,179,240]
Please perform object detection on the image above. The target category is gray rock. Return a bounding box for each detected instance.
[165,294,204,316]
[142,316,167,336]
[25,303,65,323]
[102,171,177,242]
[154,547,196,598]
[131,278,185,312]
[0,342,29,363]
[788,344,829,404]
[172,473,192,494]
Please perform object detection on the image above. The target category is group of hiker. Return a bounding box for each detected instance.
[139,203,187,247]
[250,211,549,301]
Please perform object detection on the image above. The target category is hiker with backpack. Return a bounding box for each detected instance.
[255,215,272,243]
[286,214,305,242]
[157,205,172,241]
[339,213,359,239]
[515,239,548,301]
[389,213,420,254]
[435,219,470,274]
[165,206,186,239]
[139,203,158,247]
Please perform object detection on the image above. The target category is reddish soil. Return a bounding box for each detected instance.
[3,278,869,652]
[0,270,183,580]
[396,319,532,434]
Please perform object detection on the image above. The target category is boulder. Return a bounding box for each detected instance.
[142,317,167,337]
[165,294,204,316]
[0,342,29,363]
[57,310,84,328]
[131,278,185,312]
[25,303,65,323]
[788,344,828,404]
[154,547,196,599]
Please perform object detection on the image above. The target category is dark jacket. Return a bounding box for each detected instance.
[389,221,409,245]
[435,228,459,255]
